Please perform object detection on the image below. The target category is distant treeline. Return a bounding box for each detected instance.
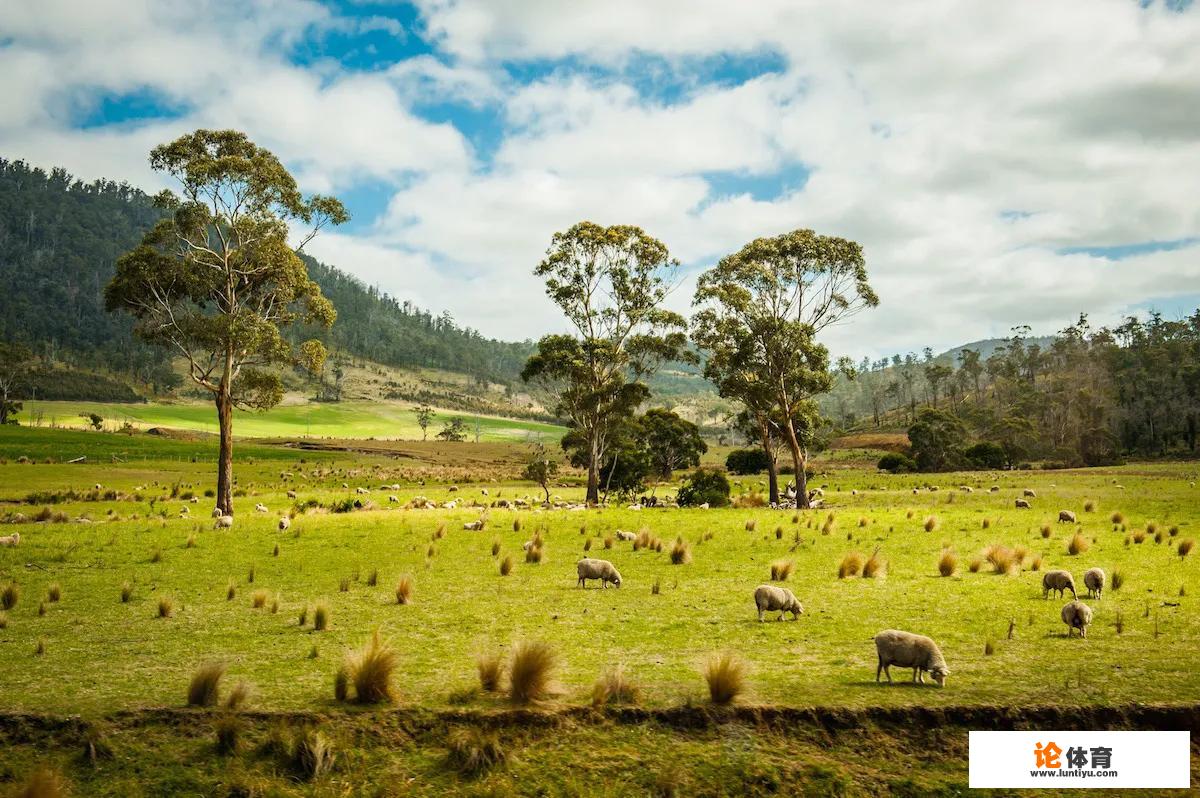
[0,157,537,398]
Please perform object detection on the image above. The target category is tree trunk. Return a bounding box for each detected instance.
[215,390,234,515]
[585,433,601,505]
[757,418,779,505]
[782,420,810,509]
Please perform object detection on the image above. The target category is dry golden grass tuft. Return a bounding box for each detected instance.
[1084,500,1095,512]
[187,662,225,707]
[512,518,521,532]
[923,516,938,532]
[500,555,513,576]
[862,551,885,579]
[291,729,335,781]
[157,595,173,618]
[1132,529,1146,543]
[1111,511,1124,524]
[669,537,692,565]
[342,629,398,704]
[366,569,378,587]
[491,540,501,556]
[1,581,18,610]
[592,663,640,707]
[313,602,329,631]
[583,538,592,551]
[1067,531,1089,556]
[937,550,956,577]
[251,589,269,609]
[985,544,1018,575]
[702,651,746,705]
[508,640,557,704]
[225,681,251,710]
[744,519,757,532]
[968,558,982,573]
[395,576,413,605]
[838,551,864,578]
[11,767,68,798]
[445,727,507,777]
[476,651,505,692]
[226,581,237,601]
[214,715,242,756]
[769,560,793,581]
[1179,539,1195,558]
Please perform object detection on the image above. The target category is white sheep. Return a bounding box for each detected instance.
[1083,567,1105,599]
[448,485,459,492]
[576,557,622,588]
[278,517,291,532]
[0,532,20,547]
[1015,498,1031,509]
[214,515,234,529]
[1058,510,1076,523]
[1061,600,1093,637]
[355,487,369,495]
[874,629,949,687]
[1042,569,1077,599]
[463,520,484,531]
[286,490,297,499]
[989,486,1000,493]
[388,495,399,503]
[255,503,269,513]
[1023,488,1037,497]
[615,530,636,542]
[754,585,803,621]
[211,507,223,519]
[481,488,489,496]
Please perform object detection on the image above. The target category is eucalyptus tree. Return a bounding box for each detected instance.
[521,222,691,504]
[693,229,877,508]
[105,130,346,514]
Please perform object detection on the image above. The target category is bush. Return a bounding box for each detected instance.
[877,452,917,474]
[677,468,731,508]
[725,448,772,475]
[964,441,1007,470]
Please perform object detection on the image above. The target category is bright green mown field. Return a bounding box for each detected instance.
[2,429,1198,718]
[23,399,565,442]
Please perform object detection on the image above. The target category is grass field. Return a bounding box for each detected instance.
[1,428,1198,794]
[23,398,566,443]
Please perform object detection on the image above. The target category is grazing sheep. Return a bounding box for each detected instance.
[989,486,1000,493]
[576,557,622,589]
[388,495,399,503]
[278,517,290,532]
[0,532,20,547]
[255,503,269,513]
[1042,569,1077,599]
[874,630,949,687]
[214,515,234,529]
[1058,510,1076,523]
[211,507,223,518]
[1015,499,1031,509]
[463,520,484,531]
[448,485,459,492]
[1023,489,1037,497]
[481,488,489,496]
[1061,600,1093,637]
[754,585,803,621]
[355,487,369,495]
[189,497,199,503]
[615,530,636,541]
[286,490,297,499]
[1083,567,1105,599]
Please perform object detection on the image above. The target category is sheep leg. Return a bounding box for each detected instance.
[875,658,883,682]
[778,613,785,622]
[758,608,765,622]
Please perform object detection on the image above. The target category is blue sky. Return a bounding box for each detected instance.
[1,0,1198,357]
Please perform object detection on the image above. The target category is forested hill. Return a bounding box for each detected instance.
[0,158,534,394]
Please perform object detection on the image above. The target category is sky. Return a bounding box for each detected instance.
[1,0,1198,361]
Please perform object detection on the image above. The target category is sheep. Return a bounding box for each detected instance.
[874,629,949,687]
[254,503,269,513]
[278,517,290,532]
[1083,567,1105,599]
[1058,510,1076,523]
[615,530,636,542]
[754,585,803,622]
[463,520,484,531]
[989,486,1000,493]
[481,488,489,496]
[388,495,399,503]
[189,496,199,503]
[448,485,459,492]
[1061,600,1093,638]
[0,532,20,547]
[286,490,297,499]
[214,515,234,529]
[1023,488,1037,497]
[211,507,223,518]
[576,557,622,589]
[1015,499,1032,509]
[1042,569,1077,599]
[355,487,369,495]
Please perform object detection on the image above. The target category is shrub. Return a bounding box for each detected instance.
[702,651,746,705]
[669,537,691,565]
[445,727,507,777]
[395,576,413,605]
[877,452,917,473]
[344,630,397,704]
[769,561,793,581]
[508,641,556,704]
[725,448,772,474]
[964,441,1006,469]
[592,663,640,706]
[157,595,173,618]
[2,581,20,610]
[676,468,731,508]
[1067,532,1089,556]
[1179,539,1194,558]
[291,729,335,780]
[938,550,956,577]
[313,602,329,631]
[188,662,225,707]
[838,551,864,578]
[476,651,505,692]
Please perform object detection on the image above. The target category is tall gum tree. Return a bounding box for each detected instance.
[105,130,346,514]
[522,222,692,505]
[693,229,877,508]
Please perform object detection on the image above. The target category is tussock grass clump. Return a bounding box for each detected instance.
[35,637,46,655]
[273,542,280,557]
[339,577,350,593]
[291,729,335,781]
[583,537,592,551]
[862,551,885,579]
[1111,568,1125,591]
[968,558,982,573]
[821,514,836,535]
[247,564,255,584]
[744,519,757,532]
[1179,539,1195,558]
[923,516,938,532]
[251,590,269,609]
[1132,530,1146,543]
[984,640,995,656]
[0,612,6,629]
[1155,530,1164,544]
[445,727,507,777]
[702,651,746,705]
[525,545,543,563]
[775,526,783,540]
[185,534,196,548]
[985,544,1018,575]
[1169,525,1179,537]
[37,600,46,617]
[1067,531,1089,556]
[1030,555,1043,571]
[769,560,793,581]
[226,581,237,601]
[11,767,68,798]
[313,602,329,631]
[225,681,251,710]
[341,630,398,705]
[838,551,864,578]
[366,569,378,587]
[633,529,661,551]
[333,666,350,702]
[603,535,613,549]
[981,518,990,529]
[298,607,308,627]
[513,518,521,532]
[500,555,513,576]
[1040,523,1051,538]
[187,662,225,707]
[1111,511,1124,524]
[395,576,413,605]
[476,651,505,692]
[215,714,242,755]
[157,595,173,618]
[491,540,501,556]
[1084,501,1095,512]
[508,640,557,704]
[651,578,661,595]
[149,548,163,563]
[1013,545,1030,565]
[2,581,19,610]
[592,664,640,707]
[938,550,957,577]
[669,537,692,565]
